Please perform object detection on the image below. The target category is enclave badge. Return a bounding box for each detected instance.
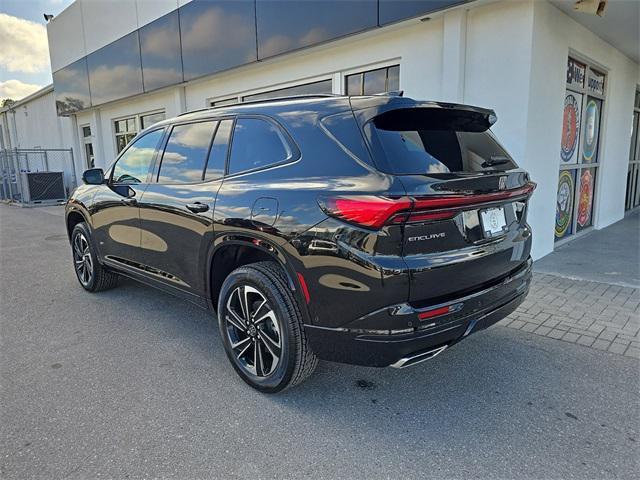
[408,233,446,242]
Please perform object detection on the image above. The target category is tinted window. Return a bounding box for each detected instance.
[256,0,377,59]
[53,58,91,115]
[364,109,516,174]
[158,121,217,183]
[112,129,164,184]
[205,120,233,180]
[87,31,143,106]
[140,11,183,92]
[180,0,257,82]
[228,118,291,174]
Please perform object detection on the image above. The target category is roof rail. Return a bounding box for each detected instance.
[177,93,340,117]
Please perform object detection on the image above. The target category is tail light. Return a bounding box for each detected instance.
[318,196,412,229]
[319,182,536,230]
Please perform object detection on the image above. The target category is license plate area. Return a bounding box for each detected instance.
[480,206,507,238]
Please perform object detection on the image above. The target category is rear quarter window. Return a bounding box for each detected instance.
[228,118,293,175]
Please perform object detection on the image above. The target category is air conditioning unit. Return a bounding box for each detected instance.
[574,0,608,17]
[19,171,66,204]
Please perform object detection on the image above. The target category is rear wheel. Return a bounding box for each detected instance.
[217,262,317,392]
[71,222,118,292]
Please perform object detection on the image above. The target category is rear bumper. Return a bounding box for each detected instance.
[304,259,531,367]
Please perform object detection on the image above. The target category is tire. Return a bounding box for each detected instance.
[70,222,119,292]
[217,261,318,393]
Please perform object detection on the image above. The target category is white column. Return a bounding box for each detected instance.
[69,114,84,185]
[90,109,106,169]
[441,9,468,103]
[172,85,187,116]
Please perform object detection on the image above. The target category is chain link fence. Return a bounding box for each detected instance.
[0,148,77,206]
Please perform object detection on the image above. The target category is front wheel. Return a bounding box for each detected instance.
[217,262,317,393]
[70,222,119,292]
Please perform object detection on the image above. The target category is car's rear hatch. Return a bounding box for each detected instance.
[351,97,535,305]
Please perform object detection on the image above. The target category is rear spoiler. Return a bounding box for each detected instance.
[350,96,497,132]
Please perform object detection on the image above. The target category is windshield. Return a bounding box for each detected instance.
[363,108,517,175]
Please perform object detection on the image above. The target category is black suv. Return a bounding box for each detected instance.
[66,94,534,392]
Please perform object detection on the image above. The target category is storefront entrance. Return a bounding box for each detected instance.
[556,56,606,242]
[626,89,640,211]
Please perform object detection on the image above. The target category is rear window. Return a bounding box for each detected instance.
[363,108,517,175]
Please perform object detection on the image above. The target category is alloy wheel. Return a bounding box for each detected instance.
[224,285,282,377]
[73,232,93,286]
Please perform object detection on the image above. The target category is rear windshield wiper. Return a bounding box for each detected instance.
[481,155,511,168]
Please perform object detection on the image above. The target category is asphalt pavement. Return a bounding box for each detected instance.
[1,204,638,479]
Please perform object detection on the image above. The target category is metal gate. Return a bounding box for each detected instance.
[0,148,77,206]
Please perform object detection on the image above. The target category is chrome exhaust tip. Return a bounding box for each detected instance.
[389,345,448,369]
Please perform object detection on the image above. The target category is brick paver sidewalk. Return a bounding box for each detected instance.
[499,273,640,358]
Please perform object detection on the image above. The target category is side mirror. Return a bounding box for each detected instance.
[82,168,105,185]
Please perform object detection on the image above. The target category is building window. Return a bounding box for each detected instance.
[626,89,640,211]
[81,125,94,168]
[345,65,399,95]
[141,111,165,129]
[114,111,165,153]
[242,79,332,102]
[208,79,332,107]
[556,56,606,242]
[115,117,138,154]
[210,97,239,108]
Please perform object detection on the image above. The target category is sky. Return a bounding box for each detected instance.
[0,0,74,102]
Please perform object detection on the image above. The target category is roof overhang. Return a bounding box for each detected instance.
[550,0,640,63]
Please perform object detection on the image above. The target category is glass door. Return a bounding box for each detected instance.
[556,56,605,242]
[626,90,640,210]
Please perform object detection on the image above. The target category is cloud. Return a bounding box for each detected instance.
[0,79,42,101]
[88,64,142,104]
[0,13,50,74]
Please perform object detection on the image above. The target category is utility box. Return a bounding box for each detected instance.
[19,171,66,205]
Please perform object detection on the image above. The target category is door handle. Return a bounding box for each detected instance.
[121,197,137,206]
[185,202,209,213]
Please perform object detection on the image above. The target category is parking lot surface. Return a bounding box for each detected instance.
[1,205,639,479]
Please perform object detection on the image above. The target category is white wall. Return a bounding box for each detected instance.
[9,91,75,151]
[462,0,639,259]
[464,1,535,163]
[523,0,639,256]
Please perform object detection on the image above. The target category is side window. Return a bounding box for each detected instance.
[111,129,164,184]
[228,118,291,175]
[157,121,217,183]
[205,119,233,180]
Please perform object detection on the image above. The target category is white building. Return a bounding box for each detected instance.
[2,0,639,260]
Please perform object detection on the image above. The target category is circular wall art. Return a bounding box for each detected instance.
[561,93,581,163]
[555,170,574,238]
[582,99,600,162]
[577,169,594,228]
